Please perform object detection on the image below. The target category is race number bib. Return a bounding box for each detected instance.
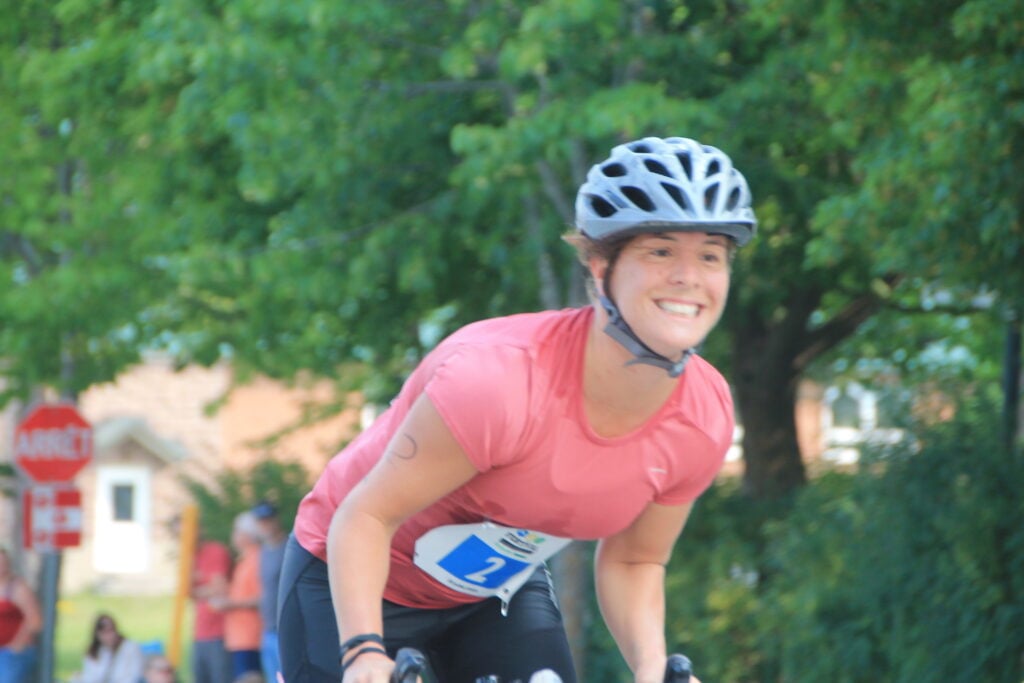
[413,522,571,602]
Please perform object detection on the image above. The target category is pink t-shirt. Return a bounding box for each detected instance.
[294,306,734,609]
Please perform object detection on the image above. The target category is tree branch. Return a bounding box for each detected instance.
[793,294,880,372]
[793,275,902,371]
[879,298,992,316]
[535,160,574,226]
[523,193,562,309]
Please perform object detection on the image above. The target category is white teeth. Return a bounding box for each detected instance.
[658,301,699,317]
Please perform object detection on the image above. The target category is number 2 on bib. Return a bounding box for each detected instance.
[464,556,507,584]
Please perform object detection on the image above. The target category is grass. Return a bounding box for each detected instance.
[55,593,194,683]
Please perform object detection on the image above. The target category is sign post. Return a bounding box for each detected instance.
[13,403,93,683]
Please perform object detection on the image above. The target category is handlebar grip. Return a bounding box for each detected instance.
[390,647,427,683]
[664,653,693,683]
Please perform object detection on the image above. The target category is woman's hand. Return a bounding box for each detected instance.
[340,649,396,683]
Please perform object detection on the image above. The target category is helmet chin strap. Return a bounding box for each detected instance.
[598,294,694,378]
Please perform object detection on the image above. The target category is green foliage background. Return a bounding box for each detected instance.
[586,392,1024,682]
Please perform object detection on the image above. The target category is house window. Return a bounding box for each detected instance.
[832,394,860,428]
[112,484,135,521]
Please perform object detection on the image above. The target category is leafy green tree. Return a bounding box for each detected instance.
[182,459,312,544]
[794,0,1024,447]
[6,0,1017,496]
[0,0,176,402]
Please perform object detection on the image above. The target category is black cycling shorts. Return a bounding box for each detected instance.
[277,534,577,683]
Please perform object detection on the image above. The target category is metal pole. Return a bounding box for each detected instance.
[36,550,62,683]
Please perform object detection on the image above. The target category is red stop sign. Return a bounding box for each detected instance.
[14,404,93,483]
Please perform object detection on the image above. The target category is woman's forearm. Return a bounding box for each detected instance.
[327,501,397,642]
[595,550,667,680]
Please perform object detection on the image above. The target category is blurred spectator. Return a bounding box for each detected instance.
[73,613,144,683]
[211,511,262,680]
[188,521,232,683]
[0,547,42,683]
[142,654,178,683]
[252,500,286,683]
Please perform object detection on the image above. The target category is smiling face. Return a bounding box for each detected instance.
[590,231,731,360]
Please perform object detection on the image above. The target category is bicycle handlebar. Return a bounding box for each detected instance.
[389,647,693,683]
[664,653,693,682]
[390,647,427,683]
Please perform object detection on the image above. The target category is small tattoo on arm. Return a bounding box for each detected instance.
[389,433,419,460]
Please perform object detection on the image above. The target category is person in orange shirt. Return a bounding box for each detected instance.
[211,511,263,681]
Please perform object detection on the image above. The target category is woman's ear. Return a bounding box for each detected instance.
[587,256,609,296]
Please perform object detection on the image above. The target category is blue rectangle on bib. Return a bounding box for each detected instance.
[438,535,531,588]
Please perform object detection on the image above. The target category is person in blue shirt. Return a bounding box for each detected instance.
[253,500,287,683]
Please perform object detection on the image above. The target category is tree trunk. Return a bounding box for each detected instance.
[733,294,811,501]
[728,279,889,499]
[732,340,807,499]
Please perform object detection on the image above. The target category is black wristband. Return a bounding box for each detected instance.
[339,633,385,661]
[340,646,388,674]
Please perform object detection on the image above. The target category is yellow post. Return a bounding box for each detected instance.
[168,504,198,668]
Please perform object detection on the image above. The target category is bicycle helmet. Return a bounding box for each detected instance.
[574,136,757,377]
[576,136,756,245]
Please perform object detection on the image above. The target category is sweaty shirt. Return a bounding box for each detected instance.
[294,306,734,609]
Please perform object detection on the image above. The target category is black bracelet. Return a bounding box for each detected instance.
[340,645,388,674]
[339,633,385,661]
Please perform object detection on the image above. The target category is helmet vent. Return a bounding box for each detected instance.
[726,186,742,211]
[661,183,693,213]
[588,194,618,217]
[601,162,627,177]
[629,142,653,153]
[704,183,719,210]
[707,159,721,176]
[621,186,656,212]
[643,159,672,177]
[675,153,693,180]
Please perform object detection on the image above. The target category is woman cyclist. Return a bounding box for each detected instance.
[278,136,757,683]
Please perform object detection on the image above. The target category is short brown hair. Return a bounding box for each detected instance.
[561,230,632,266]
